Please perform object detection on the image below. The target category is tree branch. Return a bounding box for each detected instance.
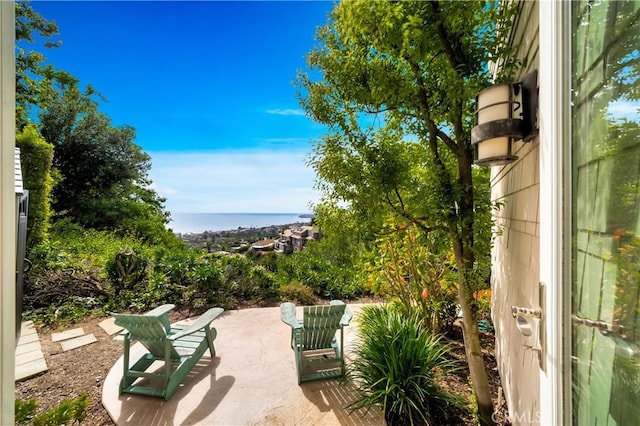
[437,129,458,152]
[429,0,466,77]
[381,186,449,236]
[407,59,459,155]
[365,106,397,114]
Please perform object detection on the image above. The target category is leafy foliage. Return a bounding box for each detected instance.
[366,222,458,334]
[37,84,172,243]
[276,244,364,300]
[106,248,149,296]
[348,304,467,426]
[15,393,88,426]
[278,280,318,305]
[16,125,55,248]
[296,2,517,422]
[15,1,72,130]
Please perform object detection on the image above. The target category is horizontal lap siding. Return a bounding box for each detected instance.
[490,1,541,425]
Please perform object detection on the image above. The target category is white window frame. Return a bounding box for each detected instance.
[538,1,571,425]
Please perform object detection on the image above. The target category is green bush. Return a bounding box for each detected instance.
[105,247,149,296]
[348,304,466,425]
[366,224,459,334]
[33,219,150,274]
[185,258,229,308]
[275,249,365,300]
[279,280,317,305]
[16,125,55,249]
[155,247,199,286]
[248,265,279,304]
[16,393,88,425]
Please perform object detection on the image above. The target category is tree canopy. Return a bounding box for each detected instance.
[297,2,518,424]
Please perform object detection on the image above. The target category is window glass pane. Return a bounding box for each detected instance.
[571,1,640,425]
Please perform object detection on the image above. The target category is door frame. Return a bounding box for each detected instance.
[538,1,571,425]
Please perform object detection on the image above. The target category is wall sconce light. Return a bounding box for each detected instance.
[471,70,538,167]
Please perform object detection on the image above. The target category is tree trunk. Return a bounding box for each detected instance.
[456,265,495,426]
[452,129,496,425]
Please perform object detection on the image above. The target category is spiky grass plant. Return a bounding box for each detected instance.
[348,304,466,425]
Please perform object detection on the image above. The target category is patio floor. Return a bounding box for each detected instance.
[102,303,382,425]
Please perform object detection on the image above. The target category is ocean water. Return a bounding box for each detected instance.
[168,213,312,234]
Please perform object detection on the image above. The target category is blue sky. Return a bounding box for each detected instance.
[29,0,335,215]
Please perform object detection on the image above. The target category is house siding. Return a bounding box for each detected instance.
[490,1,541,424]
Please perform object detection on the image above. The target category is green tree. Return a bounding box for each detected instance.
[297,2,517,423]
[38,83,172,243]
[15,0,77,130]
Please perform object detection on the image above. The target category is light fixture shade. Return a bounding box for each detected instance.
[475,136,517,167]
[471,82,523,166]
[477,84,513,123]
[471,71,539,167]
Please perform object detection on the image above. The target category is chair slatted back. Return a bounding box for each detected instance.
[302,304,345,350]
[113,313,179,359]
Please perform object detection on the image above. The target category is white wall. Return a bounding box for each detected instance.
[490,2,541,424]
[0,1,16,423]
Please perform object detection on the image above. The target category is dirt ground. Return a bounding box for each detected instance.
[15,315,124,425]
[15,309,508,426]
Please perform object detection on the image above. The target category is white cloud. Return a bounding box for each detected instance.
[265,108,306,116]
[607,100,640,120]
[259,137,310,144]
[148,149,320,215]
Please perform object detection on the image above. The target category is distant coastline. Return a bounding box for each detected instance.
[168,212,313,234]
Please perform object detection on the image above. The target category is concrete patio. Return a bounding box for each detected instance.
[102,303,383,425]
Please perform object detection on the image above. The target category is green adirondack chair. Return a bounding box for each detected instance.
[280,300,352,384]
[112,304,224,400]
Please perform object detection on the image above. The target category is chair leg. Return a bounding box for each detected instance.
[339,327,345,376]
[295,346,303,385]
[205,327,217,357]
[121,336,134,392]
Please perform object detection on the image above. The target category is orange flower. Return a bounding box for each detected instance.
[422,288,429,299]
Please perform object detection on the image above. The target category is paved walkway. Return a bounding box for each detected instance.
[15,321,48,381]
[102,304,383,425]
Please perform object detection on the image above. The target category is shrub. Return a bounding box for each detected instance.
[247,265,279,304]
[16,393,89,425]
[366,223,459,334]
[16,125,55,249]
[105,247,149,296]
[279,281,317,305]
[348,304,467,426]
[275,249,365,300]
[475,289,493,330]
[154,247,200,286]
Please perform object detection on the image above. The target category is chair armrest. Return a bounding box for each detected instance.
[329,300,352,326]
[340,306,353,326]
[280,302,301,329]
[169,307,224,341]
[144,304,175,317]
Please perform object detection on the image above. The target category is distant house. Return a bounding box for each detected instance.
[275,225,321,254]
[251,238,276,251]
